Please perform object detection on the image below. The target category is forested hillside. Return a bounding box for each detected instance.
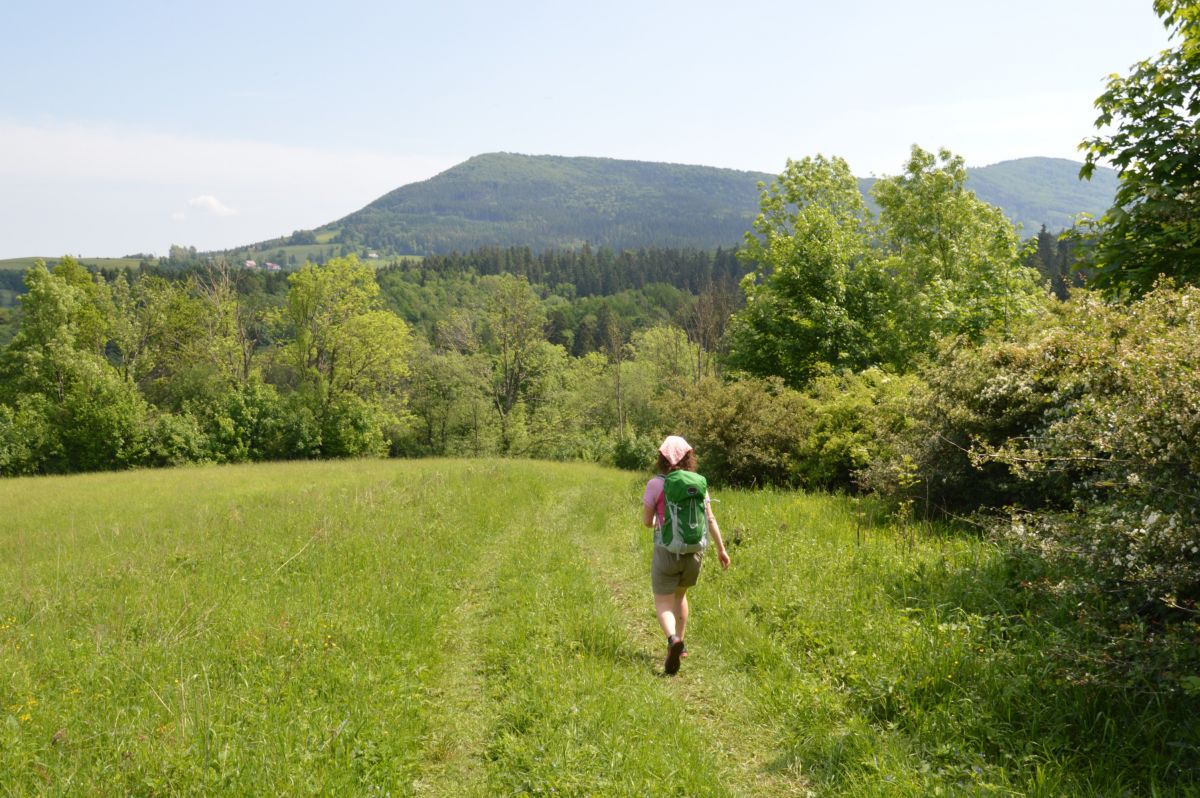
[279,153,1117,256]
[325,153,767,254]
[959,157,1119,232]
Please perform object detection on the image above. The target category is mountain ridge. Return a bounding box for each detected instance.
[274,152,1118,257]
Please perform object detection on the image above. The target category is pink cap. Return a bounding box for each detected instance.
[658,435,693,466]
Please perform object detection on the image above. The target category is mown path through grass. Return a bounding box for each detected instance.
[410,475,785,797]
[3,459,1196,796]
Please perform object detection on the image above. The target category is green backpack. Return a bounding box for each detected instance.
[656,470,709,554]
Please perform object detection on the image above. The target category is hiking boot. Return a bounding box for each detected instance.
[664,634,684,675]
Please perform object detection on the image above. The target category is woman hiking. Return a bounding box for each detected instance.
[641,435,730,675]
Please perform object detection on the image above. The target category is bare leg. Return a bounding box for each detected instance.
[656,592,687,674]
[654,593,678,638]
[674,588,689,640]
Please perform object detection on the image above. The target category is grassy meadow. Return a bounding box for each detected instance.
[1,459,1196,796]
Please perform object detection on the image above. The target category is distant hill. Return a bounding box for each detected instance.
[318,154,768,255]
[308,153,1116,256]
[964,157,1117,233]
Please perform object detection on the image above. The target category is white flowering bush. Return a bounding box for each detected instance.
[873,282,1200,616]
[860,282,1200,684]
[981,283,1200,611]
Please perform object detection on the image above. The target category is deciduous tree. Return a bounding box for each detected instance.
[726,155,883,387]
[479,274,548,452]
[1080,0,1200,295]
[278,256,413,455]
[873,146,1045,363]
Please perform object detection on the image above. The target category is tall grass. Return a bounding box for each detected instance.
[1,460,1195,795]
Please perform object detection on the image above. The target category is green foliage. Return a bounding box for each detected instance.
[1080,0,1200,295]
[402,245,746,298]
[396,341,490,457]
[319,395,393,458]
[2,355,150,474]
[985,284,1200,609]
[276,256,412,458]
[186,379,289,463]
[274,392,324,459]
[664,370,923,492]
[144,411,210,467]
[728,147,1047,386]
[795,368,926,490]
[477,274,551,453]
[0,306,18,349]
[0,259,149,473]
[0,256,414,473]
[1024,225,1086,300]
[611,430,659,471]
[664,376,812,487]
[374,248,713,359]
[859,329,1069,516]
[54,363,150,472]
[873,147,1047,361]
[728,155,886,385]
[0,396,57,475]
[869,283,1200,634]
[5,259,110,371]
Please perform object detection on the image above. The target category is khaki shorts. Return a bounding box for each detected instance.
[651,546,703,595]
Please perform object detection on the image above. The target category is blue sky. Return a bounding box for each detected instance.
[0,0,1173,257]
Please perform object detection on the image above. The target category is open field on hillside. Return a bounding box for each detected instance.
[222,244,423,268]
[1,460,1195,796]
[0,250,422,281]
[0,257,145,273]
[223,244,342,266]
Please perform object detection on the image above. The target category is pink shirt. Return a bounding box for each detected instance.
[643,476,667,527]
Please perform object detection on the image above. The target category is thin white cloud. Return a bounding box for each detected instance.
[189,195,237,216]
[0,119,455,188]
[0,119,460,257]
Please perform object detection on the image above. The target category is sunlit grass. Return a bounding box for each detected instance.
[0,460,1194,795]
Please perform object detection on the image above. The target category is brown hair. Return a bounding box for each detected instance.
[657,449,697,473]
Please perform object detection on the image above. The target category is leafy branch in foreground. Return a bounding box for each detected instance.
[1080,0,1200,295]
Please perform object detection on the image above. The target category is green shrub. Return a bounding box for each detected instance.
[319,396,392,458]
[663,370,923,491]
[796,368,925,490]
[144,412,209,467]
[662,376,810,487]
[0,395,59,475]
[869,282,1200,617]
[189,379,289,462]
[858,328,1074,515]
[986,284,1200,610]
[275,394,323,460]
[55,364,149,472]
[611,430,659,471]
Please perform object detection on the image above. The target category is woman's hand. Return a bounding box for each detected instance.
[717,547,730,570]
